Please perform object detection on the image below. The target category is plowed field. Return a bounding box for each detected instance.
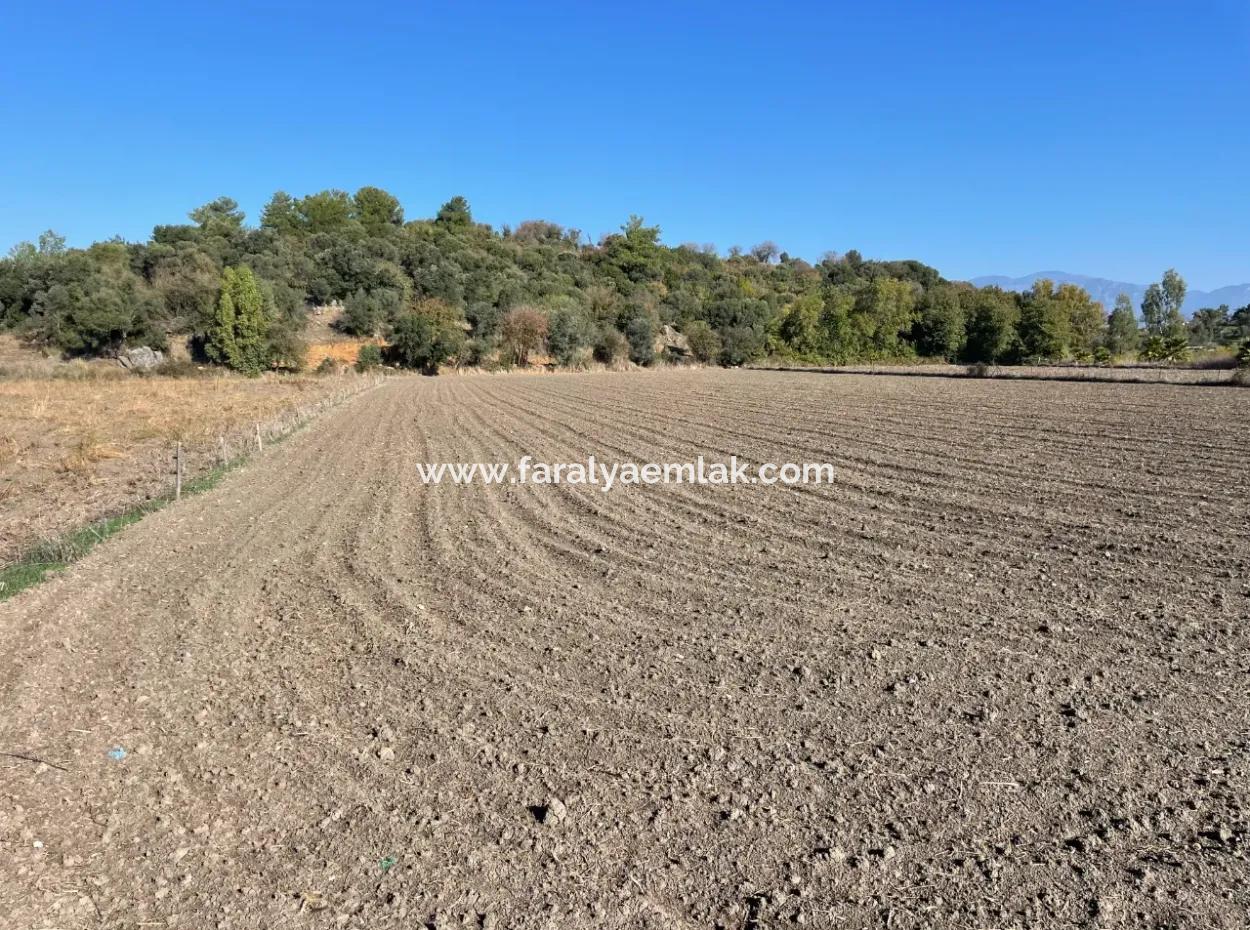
[2,370,1247,929]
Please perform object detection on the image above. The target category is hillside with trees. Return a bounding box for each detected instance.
[2,189,1248,373]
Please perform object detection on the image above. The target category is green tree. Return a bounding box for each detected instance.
[1056,283,1104,358]
[1017,280,1070,359]
[962,287,1019,363]
[389,313,464,373]
[1142,269,1187,338]
[852,277,918,356]
[598,216,664,284]
[435,196,473,228]
[912,284,966,359]
[207,266,273,375]
[38,230,67,255]
[1226,305,1250,344]
[353,187,404,234]
[298,190,353,233]
[190,197,245,237]
[1188,306,1229,346]
[1106,293,1139,356]
[260,191,303,235]
[777,293,825,357]
[341,288,403,337]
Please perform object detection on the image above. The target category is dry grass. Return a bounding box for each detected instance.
[0,369,379,563]
[0,373,339,447]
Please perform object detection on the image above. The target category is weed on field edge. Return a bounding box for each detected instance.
[0,461,245,601]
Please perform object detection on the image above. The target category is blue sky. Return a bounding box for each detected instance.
[2,1,1247,289]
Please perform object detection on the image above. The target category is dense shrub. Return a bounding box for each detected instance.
[624,316,655,365]
[355,343,383,372]
[547,306,595,366]
[719,325,765,366]
[594,328,629,365]
[1,189,1226,376]
[683,320,721,363]
[389,313,464,373]
[499,306,547,366]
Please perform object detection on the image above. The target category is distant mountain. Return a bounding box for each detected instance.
[968,271,1250,315]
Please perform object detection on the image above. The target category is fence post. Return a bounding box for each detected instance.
[175,442,183,500]
[255,422,263,453]
[219,435,227,467]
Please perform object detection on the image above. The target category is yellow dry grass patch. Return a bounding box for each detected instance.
[0,370,367,563]
[0,374,333,453]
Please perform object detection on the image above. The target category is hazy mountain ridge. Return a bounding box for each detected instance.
[969,271,1250,315]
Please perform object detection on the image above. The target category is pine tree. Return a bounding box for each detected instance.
[207,267,272,375]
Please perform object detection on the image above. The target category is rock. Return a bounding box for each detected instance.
[377,746,395,762]
[654,325,691,358]
[116,346,165,371]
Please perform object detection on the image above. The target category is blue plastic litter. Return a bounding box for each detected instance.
[107,746,127,761]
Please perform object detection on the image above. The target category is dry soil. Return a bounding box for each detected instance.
[1,369,1247,929]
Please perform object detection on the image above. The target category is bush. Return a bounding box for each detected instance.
[267,315,308,372]
[683,320,722,364]
[594,328,629,365]
[458,336,495,367]
[1239,338,1250,368]
[1140,333,1193,363]
[355,343,383,372]
[389,313,465,373]
[547,307,595,366]
[341,288,402,336]
[567,346,594,370]
[625,316,655,365]
[719,325,765,366]
[316,357,338,374]
[965,361,991,378]
[1092,346,1112,365]
[499,306,548,366]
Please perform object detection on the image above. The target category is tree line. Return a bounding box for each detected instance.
[2,190,1248,374]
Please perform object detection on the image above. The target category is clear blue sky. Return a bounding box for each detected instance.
[2,1,1247,288]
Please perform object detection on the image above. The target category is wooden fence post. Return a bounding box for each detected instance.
[255,422,263,453]
[175,442,183,500]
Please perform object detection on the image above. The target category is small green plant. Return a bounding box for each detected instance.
[316,357,338,374]
[355,343,383,372]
